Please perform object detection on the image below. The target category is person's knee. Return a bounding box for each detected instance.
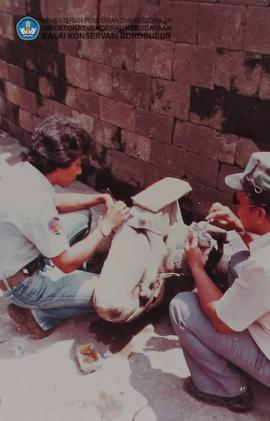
[68,209,92,245]
[228,250,250,287]
[78,208,92,229]
[169,291,199,332]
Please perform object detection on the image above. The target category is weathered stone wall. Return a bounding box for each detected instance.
[0,0,269,217]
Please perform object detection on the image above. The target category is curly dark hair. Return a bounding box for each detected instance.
[22,115,92,174]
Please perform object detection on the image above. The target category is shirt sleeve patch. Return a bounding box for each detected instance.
[48,217,62,235]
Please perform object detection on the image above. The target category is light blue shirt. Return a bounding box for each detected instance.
[0,162,69,278]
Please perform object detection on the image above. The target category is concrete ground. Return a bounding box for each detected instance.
[0,130,269,421]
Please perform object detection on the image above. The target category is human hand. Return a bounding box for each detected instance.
[102,201,130,231]
[205,202,243,231]
[101,193,115,210]
[184,232,204,268]
[139,283,153,304]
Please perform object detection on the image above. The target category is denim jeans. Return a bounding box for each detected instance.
[4,209,98,331]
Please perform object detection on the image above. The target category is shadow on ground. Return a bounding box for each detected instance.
[0,131,269,421]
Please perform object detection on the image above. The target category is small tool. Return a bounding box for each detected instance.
[106,187,116,203]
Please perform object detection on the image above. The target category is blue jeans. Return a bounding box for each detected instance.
[4,209,97,331]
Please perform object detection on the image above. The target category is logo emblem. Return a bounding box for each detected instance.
[16,16,40,41]
[48,217,62,235]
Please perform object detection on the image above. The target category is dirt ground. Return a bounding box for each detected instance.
[0,131,269,421]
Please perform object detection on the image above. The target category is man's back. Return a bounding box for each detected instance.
[0,162,57,278]
[217,233,270,360]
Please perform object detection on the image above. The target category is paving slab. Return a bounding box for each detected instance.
[0,130,269,421]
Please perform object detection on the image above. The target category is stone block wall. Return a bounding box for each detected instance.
[0,0,270,217]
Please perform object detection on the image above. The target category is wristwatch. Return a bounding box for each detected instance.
[98,219,113,237]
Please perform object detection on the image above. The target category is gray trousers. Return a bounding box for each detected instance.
[169,253,270,397]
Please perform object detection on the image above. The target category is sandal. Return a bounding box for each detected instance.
[7,304,55,340]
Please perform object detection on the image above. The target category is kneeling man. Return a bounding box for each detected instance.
[0,115,130,338]
[170,152,270,412]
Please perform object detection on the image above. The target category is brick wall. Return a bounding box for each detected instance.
[1,0,270,217]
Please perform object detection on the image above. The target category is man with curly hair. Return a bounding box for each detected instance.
[0,115,130,339]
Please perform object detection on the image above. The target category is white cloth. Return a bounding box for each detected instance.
[216,231,270,360]
[0,162,69,278]
[127,202,184,235]
[93,201,186,322]
[125,201,186,286]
